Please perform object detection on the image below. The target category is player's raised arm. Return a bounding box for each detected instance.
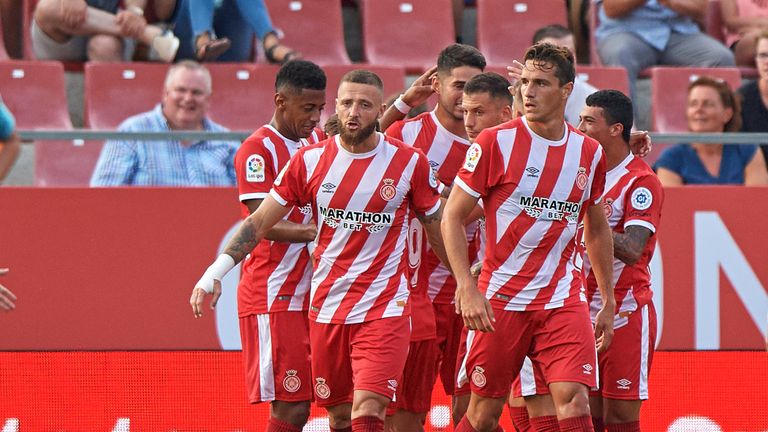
[583,202,616,352]
[190,195,291,317]
[379,66,437,131]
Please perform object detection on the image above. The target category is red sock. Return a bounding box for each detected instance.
[508,406,532,432]
[455,416,479,432]
[351,416,384,432]
[592,417,605,432]
[606,421,640,432]
[266,417,302,432]
[330,427,352,432]
[559,415,595,432]
[529,415,559,432]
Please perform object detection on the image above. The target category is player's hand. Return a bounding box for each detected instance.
[61,0,88,29]
[401,65,438,108]
[190,279,222,318]
[0,268,17,312]
[506,60,524,89]
[116,9,147,39]
[455,282,495,333]
[629,131,652,158]
[594,302,615,353]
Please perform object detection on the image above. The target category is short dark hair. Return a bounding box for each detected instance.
[437,43,486,75]
[275,60,326,93]
[464,72,514,106]
[688,76,742,132]
[585,90,634,143]
[523,42,575,86]
[339,69,383,92]
[532,24,572,45]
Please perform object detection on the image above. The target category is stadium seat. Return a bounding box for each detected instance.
[207,63,280,131]
[650,66,742,132]
[321,64,406,123]
[575,65,630,96]
[263,0,351,65]
[477,0,568,67]
[359,0,454,73]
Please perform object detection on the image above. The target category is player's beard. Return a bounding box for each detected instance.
[339,119,378,147]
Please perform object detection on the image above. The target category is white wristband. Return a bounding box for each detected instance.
[393,95,412,115]
[126,5,144,16]
[196,254,235,293]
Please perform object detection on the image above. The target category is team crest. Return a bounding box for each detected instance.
[246,154,265,183]
[603,198,614,218]
[429,169,439,189]
[380,178,397,201]
[283,370,301,393]
[575,167,588,190]
[314,377,331,399]
[463,143,482,172]
[471,366,487,388]
[630,187,653,210]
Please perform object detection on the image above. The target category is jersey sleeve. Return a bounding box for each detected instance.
[270,150,308,208]
[454,129,496,198]
[623,174,664,233]
[385,120,405,141]
[588,147,607,205]
[235,136,277,202]
[409,149,441,216]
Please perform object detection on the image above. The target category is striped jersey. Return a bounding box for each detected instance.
[455,117,606,311]
[387,111,479,312]
[270,133,442,324]
[234,125,318,316]
[583,154,663,321]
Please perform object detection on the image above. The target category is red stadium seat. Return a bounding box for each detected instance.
[477,0,567,67]
[321,64,406,123]
[207,63,280,131]
[263,0,351,65]
[575,65,630,96]
[650,66,742,132]
[359,0,454,73]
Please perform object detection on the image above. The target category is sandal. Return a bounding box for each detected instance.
[263,32,300,64]
[196,37,231,62]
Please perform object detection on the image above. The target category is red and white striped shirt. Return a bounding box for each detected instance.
[455,117,606,311]
[387,111,479,312]
[235,125,317,316]
[270,133,441,324]
[583,154,663,321]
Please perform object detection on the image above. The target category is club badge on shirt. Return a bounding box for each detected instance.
[463,143,482,172]
[246,154,265,183]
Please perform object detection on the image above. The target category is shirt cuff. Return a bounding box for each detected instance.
[269,189,289,206]
[624,219,656,233]
[239,192,268,202]
[454,177,481,199]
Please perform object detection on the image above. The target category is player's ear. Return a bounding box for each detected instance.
[431,73,441,94]
[561,81,574,99]
[274,92,285,110]
[610,122,623,138]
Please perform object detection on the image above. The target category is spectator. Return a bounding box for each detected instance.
[0,268,16,312]
[654,76,768,185]
[171,0,298,63]
[0,98,20,184]
[738,29,768,165]
[595,0,735,100]
[90,60,238,186]
[721,0,768,67]
[32,0,179,62]
[533,24,598,125]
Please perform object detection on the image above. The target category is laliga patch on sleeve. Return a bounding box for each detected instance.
[463,143,482,172]
[246,154,265,183]
[630,187,653,210]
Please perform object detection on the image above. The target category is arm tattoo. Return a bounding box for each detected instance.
[613,225,652,265]
[223,218,260,263]
[417,205,443,225]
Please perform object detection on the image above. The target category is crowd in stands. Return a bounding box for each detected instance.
[0,0,766,186]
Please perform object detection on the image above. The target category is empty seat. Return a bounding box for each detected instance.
[575,65,630,96]
[207,63,280,131]
[650,66,742,132]
[477,0,567,67]
[264,0,351,65]
[359,0,454,73]
[322,64,406,123]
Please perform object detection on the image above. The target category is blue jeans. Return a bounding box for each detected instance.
[172,0,275,62]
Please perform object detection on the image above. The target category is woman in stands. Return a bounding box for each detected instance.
[654,76,768,185]
[720,0,768,67]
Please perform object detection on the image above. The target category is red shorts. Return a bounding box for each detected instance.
[434,303,464,395]
[591,302,657,400]
[387,339,439,414]
[454,326,471,396]
[511,357,550,398]
[459,302,597,398]
[240,311,312,404]
[309,316,410,407]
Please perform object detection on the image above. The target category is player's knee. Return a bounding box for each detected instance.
[555,389,591,419]
[271,400,310,426]
[452,395,470,425]
[87,35,123,62]
[328,411,352,429]
[352,395,388,419]
[466,399,504,432]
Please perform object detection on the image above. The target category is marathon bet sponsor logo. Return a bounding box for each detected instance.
[582,364,593,375]
[246,154,265,182]
[463,143,482,172]
[631,187,653,210]
[319,206,393,232]
[283,370,301,393]
[616,378,632,390]
[520,195,581,222]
